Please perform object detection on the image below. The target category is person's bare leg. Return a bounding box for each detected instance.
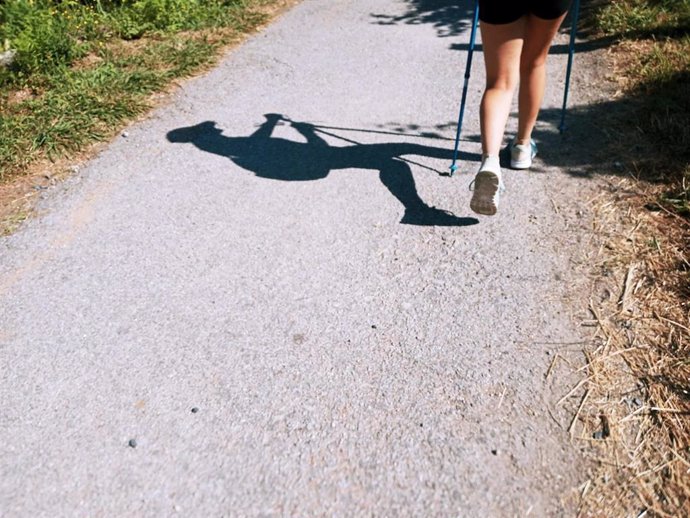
[516,13,568,144]
[471,19,524,215]
[479,19,525,157]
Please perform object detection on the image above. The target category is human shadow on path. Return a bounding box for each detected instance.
[167,114,480,226]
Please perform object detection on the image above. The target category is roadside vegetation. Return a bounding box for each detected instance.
[579,1,689,515]
[598,0,689,214]
[0,0,285,231]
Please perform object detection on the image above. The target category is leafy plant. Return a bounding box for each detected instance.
[0,0,83,81]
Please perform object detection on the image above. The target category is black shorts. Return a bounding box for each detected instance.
[478,0,571,24]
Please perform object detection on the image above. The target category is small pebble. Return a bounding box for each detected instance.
[128,439,137,448]
[491,449,498,456]
[371,325,377,329]
[191,407,199,414]
[122,131,129,138]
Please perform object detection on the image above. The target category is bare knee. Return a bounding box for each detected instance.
[486,71,519,92]
[519,56,548,81]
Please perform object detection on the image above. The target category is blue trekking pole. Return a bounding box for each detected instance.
[449,0,480,176]
[559,0,581,133]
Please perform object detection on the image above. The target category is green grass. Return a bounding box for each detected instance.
[0,0,271,181]
[597,0,690,37]
[594,0,690,216]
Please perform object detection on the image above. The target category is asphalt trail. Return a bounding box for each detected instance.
[1,1,592,515]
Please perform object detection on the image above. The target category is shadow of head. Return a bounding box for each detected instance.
[166,121,221,143]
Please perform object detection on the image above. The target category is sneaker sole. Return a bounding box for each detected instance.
[470,171,500,216]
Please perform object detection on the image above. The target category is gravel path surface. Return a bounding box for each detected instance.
[1,1,595,515]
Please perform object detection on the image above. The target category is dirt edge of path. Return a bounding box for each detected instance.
[560,39,690,518]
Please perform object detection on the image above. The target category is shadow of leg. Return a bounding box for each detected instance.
[379,160,479,227]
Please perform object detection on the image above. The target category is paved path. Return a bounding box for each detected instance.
[1,1,592,515]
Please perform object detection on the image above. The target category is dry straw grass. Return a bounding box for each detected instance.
[576,176,690,516]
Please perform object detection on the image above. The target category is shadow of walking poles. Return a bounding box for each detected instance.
[166,114,479,227]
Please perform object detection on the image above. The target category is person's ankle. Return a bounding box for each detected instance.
[480,154,500,172]
[514,137,531,146]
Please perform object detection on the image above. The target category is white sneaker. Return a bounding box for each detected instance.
[470,160,503,216]
[510,139,537,169]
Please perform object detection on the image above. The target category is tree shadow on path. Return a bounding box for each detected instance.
[376,0,614,55]
[371,0,475,38]
[167,114,480,226]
